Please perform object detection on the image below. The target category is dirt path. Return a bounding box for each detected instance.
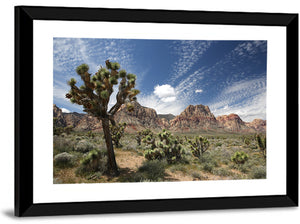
[115,149,145,171]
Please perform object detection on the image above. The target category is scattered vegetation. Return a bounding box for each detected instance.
[143,129,186,164]
[53,130,266,184]
[231,151,249,164]
[75,149,108,177]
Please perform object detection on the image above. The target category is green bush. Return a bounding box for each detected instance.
[137,160,167,181]
[75,149,107,177]
[53,136,75,155]
[215,142,222,147]
[231,151,249,164]
[74,140,96,153]
[53,152,75,168]
[213,167,233,177]
[251,166,266,179]
[203,163,214,173]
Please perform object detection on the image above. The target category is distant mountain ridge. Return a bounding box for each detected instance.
[53,102,266,133]
[158,114,176,121]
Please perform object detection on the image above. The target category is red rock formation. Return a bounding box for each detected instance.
[53,104,266,134]
[245,119,266,133]
[169,105,218,132]
[216,114,247,132]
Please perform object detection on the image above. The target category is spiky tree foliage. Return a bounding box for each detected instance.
[231,151,249,164]
[244,137,251,146]
[110,122,127,148]
[87,130,95,139]
[188,136,210,158]
[256,134,266,158]
[136,129,154,146]
[53,118,63,136]
[64,125,74,135]
[66,60,140,176]
[142,133,156,150]
[144,129,186,164]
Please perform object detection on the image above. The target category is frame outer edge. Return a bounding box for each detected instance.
[14,6,34,217]
[286,14,299,206]
[14,6,299,216]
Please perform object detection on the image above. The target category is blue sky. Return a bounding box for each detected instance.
[53,38,267,122]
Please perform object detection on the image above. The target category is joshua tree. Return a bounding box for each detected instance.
[189,136,210,158]
[136,129,154,146]
[144,129,185,164]
[256,134,266,158]
[66,60,140,175]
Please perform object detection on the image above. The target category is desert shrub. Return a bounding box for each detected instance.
[137,160,167,181]
[53,152,75,168]
[75,149,107,176]
[191,172,202,180]
[169,163,188,173]
[199,153,218,167]
[74,140,96,153]
[213,167,233,177]
[215,142,222,147]
[203,163,214,173]
[251,166,266,179]
[53,136,76,155]
[231,151,249,164]
[122,140,138,151]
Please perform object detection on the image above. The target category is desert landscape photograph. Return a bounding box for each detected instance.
[53,38,267,184]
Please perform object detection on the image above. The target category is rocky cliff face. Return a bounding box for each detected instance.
[216,114,248,132]
[114,101,169,132]
[245,119,266,133]
[53,103,266,133]
[169,105,218,132]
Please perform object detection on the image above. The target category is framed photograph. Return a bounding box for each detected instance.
[15,6,298,216]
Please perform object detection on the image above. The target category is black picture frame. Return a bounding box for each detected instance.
[15,6,298,217]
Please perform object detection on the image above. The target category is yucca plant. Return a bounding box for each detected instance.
[231,151,249,164]
[66,60,140,176]
[189,136,210,158]
[256,134,266,158]
[144,129,185,164]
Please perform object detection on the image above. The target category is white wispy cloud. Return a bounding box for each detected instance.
[233,41,267,57]
[169,40,212,83]
[53,38,140,113]
[210,77,266,121]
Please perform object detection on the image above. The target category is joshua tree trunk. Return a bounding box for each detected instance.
[101,117,119,176]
